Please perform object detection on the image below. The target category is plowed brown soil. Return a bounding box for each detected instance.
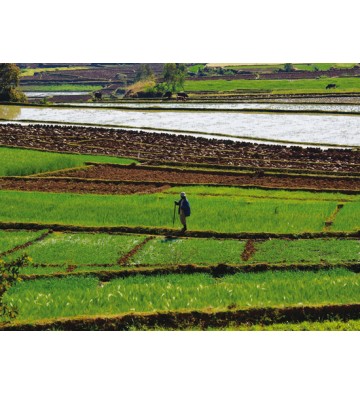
[0,178,170,195]
[1,124,359,173]
[38,164,360,191]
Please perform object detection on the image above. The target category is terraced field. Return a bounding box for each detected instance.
[0,122,359,330]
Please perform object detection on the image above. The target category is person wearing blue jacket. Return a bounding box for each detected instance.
[175,192,191,232]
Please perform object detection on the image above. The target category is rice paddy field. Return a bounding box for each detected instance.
[0,147,136,176]
[1,97,360,331]
[1,166,359,330]
[184,77,360,94]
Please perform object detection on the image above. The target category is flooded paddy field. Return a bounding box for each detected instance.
[67,101,360,113]
[25,92,89,98]
[0,104,360,146]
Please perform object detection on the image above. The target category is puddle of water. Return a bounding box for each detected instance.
[0,105,359,146]
[24,92,89,97]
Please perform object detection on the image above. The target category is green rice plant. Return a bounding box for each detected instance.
[204,319,360,331]
[0,190,341,233]
[166,186,359,202]
[221,64,356,72]
[331,203,360,232]
[0,147,137,176]
[20,67,89,77]
[184,77,360,93]
[0,230,46,254]
[130,237,246,266]
[4,269,360,322]
[21,84,103,92]
[250,239,360,264]
[6,232,146,269]
[293,63,356,71]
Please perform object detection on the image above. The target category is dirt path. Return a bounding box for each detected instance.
[33,164,360,192]
[0,178,171,195]
[3,303,360,330]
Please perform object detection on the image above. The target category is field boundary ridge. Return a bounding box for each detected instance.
[2,303,360,331]
[0,222,359,240]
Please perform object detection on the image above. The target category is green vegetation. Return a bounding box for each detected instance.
[221,63,357,71]
[0,64,27,103]
[130,237,246,266]
[2,231,358,274]
[20,84,103,92]
[4,269,360,322]
[0,189,346,233]
[0,230,46,254]
[294,63,356,71]
[20,67,89,77]
[184,77,360,94]
[7,232,145,267]
[166,185,359,202]
[135,64,154,82]
[162,63,187,92]
[250,239,360,263]
[0,147,136,176]
[188,64,205,73]
[1,255,30,320]
[210,319,360,331]
[331,204,360,232]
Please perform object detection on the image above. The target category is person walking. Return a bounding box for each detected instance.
[174,192,191,232]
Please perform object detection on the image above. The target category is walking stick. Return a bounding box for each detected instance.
[172,203,176,226]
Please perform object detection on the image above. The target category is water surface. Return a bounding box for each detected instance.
[0,105,359,146]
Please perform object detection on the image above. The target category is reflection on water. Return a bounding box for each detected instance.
[68,102,360,113]
[0,105,21,120]
[0,104,359,146]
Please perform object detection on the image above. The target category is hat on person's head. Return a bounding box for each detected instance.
[180,192,186,197]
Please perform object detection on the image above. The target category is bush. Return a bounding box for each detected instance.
[0,255,30,321]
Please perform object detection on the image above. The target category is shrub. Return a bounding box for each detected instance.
[0,255,30,321]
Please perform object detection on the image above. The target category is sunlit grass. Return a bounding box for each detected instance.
[0,230,46,254]
[0,147,136,176]
[250,239,360,263]
[184,77,360,93]
[4,269,360,322]
[21,84,103,92]
[332,204,360,232]
[7,232,146,266]
[130,237,246,266]
[0,190,342,233]
[20,67,89,77]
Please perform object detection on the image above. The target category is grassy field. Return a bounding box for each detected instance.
[20,67,89,77]
[0,147,136,176]
[166,186,358,202]
[129,237,246,266]
[6,232,145,266]
[0,189,347,233]
[2,230,358,276]
[250,239,360,263]
[219,63,357,71]
[0,230,46,254]
[4,269,360,323]
[184,77,360,94]
[331,204,360,232]
[20,84,103,92]
[208,319,360,331]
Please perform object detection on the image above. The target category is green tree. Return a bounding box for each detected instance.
[0,63,27,102]
[135,64,154,82]
[163,63,187,92]
[283,63,295,72]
